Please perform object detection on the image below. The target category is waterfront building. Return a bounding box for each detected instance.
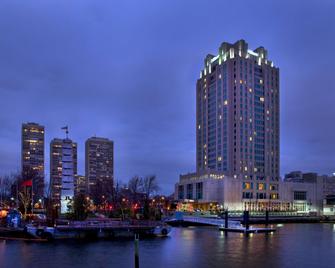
[21,122,45,200]
[177,40,280,210]
[50,138,77,213]
[174,39,335,215]
[196,40,279,179]
[175,171,335,215]
[175,172,280,211]
[85,137,114,202]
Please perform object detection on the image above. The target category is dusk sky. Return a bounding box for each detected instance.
[0,0,334,194]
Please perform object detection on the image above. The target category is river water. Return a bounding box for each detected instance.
[0,223,334,268]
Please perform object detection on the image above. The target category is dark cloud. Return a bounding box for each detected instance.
[1,0,335,193]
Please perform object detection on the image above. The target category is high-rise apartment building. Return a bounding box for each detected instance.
[196,40,279,200]
[85,137,114,201]
[21,122,45,199]
[50,138,77,213]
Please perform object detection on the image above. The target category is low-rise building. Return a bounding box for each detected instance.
[174,171,335,215]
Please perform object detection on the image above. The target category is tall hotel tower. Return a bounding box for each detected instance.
[50,138,77,213]
[85,137,114,198]
[196,40,279,187]
[21,122,45,199]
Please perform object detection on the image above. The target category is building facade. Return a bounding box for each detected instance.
[194,40,280,208]
[21,122,45,200]
[74,175,87,196]
[50,138,77,213]
[196,39,280,179]
[174,40,335,215]
[175,171,335,215]
[85,137,114,202]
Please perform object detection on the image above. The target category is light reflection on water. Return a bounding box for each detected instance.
[0,224,335,268]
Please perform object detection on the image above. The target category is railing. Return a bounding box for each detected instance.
[176,216,239,226]
[56,220,162,229]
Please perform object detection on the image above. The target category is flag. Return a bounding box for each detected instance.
[22,179,32,187]
[61,126,68,131]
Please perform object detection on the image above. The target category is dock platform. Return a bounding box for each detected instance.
[219,227,276,234]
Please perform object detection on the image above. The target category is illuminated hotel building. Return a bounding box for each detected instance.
[21,122,45,199]
[176,40,335,214]
[50,138,77,213]
[196,40,280,207]
[85,137,114,197]
[175,40,280,211]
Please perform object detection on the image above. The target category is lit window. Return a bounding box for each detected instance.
[260,97,265,102]
[243,182,253,190]
[249,88,253,93]
[224,100,228,105]
[257,183,266,191]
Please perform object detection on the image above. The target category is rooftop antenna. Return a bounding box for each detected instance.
[61,125,69,139]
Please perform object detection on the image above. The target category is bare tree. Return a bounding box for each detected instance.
[141,175,159,198]
[19,188,31,219]
[0,175,13,207]
[141,175,159,219]
[90,178,114,206]
[128,176,141,202]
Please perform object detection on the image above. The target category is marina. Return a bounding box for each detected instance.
[0,224,334,268]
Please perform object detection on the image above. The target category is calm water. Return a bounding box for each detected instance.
[1,224,335,268]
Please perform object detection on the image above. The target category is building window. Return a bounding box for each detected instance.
[187,184,193,200]
[269,184,278,191]
[196,182,203,200]
[257,183,266,191]
[256,193,267,199]
[178,185,184,200]
[242,192,253,199]
[294,191,307,201]
[270,193,279,200]
[243,182,253,190]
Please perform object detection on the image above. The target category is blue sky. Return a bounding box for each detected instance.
[0,0,335,194]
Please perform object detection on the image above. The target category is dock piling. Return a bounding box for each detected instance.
[134,234,139,268]
[243,211,250,231]
[265,210,269,226]
[224,210,228,229]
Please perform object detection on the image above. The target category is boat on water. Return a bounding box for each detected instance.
[25,220,172,241]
